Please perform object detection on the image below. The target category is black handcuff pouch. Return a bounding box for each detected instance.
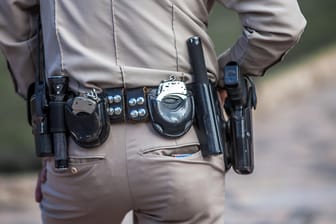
[64,96,110,148]
[147,88,194,138]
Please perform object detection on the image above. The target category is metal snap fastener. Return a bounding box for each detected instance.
[114,107,122,115]
[136,97,145,105]
[107,95,114,104]
[138,108,146,117]
[107,107,114,116]
[128,98,137,106]
[114,95,122,103]
[130,110,139,119]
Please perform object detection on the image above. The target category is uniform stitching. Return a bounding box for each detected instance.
[110,0,119,65]
[120,65,126,89]
[171,3,179,71]
[125,126,137,209]
[54,0,65,73]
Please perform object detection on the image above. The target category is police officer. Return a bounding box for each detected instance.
[0,0,306,223]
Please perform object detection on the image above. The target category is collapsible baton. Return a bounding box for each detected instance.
[187,36,230,169]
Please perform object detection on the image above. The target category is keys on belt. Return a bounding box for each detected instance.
[70,89,100,115]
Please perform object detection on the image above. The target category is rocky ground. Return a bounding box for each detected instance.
[1,49,336,224]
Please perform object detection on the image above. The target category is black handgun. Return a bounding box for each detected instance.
[224,62,257,174]
[187,36,228,164]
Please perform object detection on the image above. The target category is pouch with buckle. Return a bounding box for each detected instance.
[147,76,195,138]
[64,90,110,148]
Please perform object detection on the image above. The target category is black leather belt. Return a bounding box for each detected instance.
[64,79,194,149]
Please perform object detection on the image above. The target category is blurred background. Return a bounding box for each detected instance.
[1,0,335,223]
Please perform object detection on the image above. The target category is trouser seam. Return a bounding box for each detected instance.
[125,125,137,209]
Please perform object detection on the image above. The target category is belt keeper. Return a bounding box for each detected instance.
[125,87,149,122]
[104,87,149,122]
[105,88,125,122]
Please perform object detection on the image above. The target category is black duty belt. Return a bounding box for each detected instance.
[64,77,195,149]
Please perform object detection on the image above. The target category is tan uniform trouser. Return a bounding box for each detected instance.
[40,122,226,224]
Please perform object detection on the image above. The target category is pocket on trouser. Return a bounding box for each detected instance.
[40,155,108,223]
[139,143,225,173]
[45,155,105,177]
[141,144,202,160]
[134,144,225,222]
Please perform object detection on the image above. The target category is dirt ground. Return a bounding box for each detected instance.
[1,50,335,224]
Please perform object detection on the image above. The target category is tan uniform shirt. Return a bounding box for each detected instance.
[0,0,306,98]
